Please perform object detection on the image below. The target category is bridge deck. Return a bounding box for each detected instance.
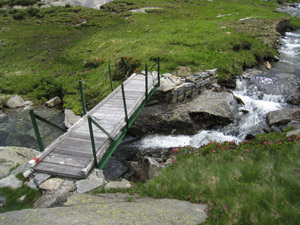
[32,73,158,178]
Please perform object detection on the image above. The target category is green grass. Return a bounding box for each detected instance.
[0,0,296,113]
[0,173,41,213]
[123,131,300,224]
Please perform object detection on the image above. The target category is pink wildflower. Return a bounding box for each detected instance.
[246,149,249,152]
[212,150,216,153]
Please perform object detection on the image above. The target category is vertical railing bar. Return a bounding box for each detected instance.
[145,64,148,101]
[29,109,44,152]
[121,83,129,131]
[108,64,114,92]
[79,80,87,115]
[157,57,160,87]
[88,116,98,168]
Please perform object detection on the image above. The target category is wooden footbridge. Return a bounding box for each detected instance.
[28,59,160,178]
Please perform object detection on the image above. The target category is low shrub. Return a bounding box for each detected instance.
[26,7,39,16]
[113,56,142,81]
[13,11,25,20]
[83,57,104,69]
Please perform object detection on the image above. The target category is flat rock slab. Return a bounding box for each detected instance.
[0,175,22,189]
[1,193,207,224]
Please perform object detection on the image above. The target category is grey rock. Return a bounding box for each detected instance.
[287,121,300,129]
[131,90,238,135]
[158,77,176,92]
[39,178,64,191]
[34,179,76,208]
[6,95,25,108]
[0,113,8,123]
[46,96,61,107]
[266,108,300,126]
[18,195,26,202]
[0,175,22,189]
[2,193,208,224]
[0,147,39,179]
[76,177,104,194]
[105,179,131,190]
[103,157,127,181]
[33,173,51,187]
[130,157,164,182]
[0,196,6,208]
[64,109,80,129]
[247,73,300,104]
[286,128,300,137]
[25,179,38,190]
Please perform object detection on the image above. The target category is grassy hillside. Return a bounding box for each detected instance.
[0,0,298,113]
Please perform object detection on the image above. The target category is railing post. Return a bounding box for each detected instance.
[79,80,87,115]
[29,110,44,152]
[108,64,114,92]
[145,64,148,101]
[87,116,98,168]
[121,83,129,130]
[157,57,160,87]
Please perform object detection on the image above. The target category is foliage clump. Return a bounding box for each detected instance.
[83,57,104,69]
[113,56,142,81]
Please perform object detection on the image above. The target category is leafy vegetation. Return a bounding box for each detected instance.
[0,173,41,213]
[91,131,300,224]
[0,0,299,112]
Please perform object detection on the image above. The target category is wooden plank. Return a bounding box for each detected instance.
[34,162,84,178]
[42,153,90,168]
[61,138,103,149]
[55,143,93,153]
[52,148,92,159]
[68,132,106,143]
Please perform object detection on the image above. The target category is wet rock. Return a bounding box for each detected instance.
[64,109,81,129]
[6,95,25,108]
[46,96,61,107]
[103,157,127,181]
[39,178,64,191]
[218,78,236,89]
[0,196,6,208]
[266,108,300,126]
[286,128,300,137]
[241,69,268,79]
[247,73,300,104]
[105,179,131,190]
[130,157,164,182]
[0,130,9,146]
[186,90,239,129]
[33,173,51,187]
[0,112,8,123]
[0,175,22,189]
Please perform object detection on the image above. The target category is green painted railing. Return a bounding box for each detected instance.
[29,109,67,152]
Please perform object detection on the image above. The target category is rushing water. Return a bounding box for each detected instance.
[130,5,300,150]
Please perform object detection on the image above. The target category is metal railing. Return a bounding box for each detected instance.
[29,109,67,152]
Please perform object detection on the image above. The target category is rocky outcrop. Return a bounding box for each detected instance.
[131,90,239,136]
[266,108,300,126]
[1,193,208,224]
[0,147,39,178]
[247,73,300,104]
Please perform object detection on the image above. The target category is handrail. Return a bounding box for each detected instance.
[29,109,67,152]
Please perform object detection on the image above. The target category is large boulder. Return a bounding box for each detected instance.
[247,73,300,104]
[131,90,239,136]
[6,95,25,108]
[266,108,300,126]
